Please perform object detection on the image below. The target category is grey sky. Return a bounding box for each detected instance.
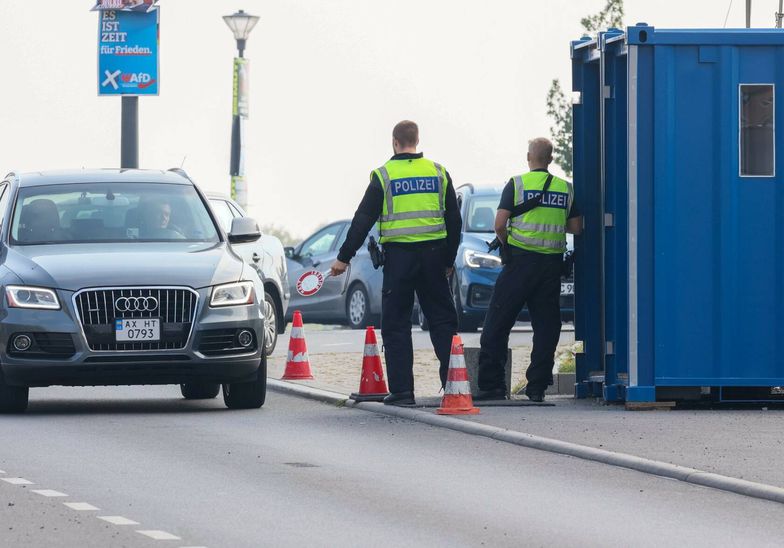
[0,0,771,238]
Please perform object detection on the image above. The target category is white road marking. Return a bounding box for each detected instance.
[64,502,99,511]
[1,477,33,485]
[324,342,352,347]
[137,530,182,540]
[32,489,68,497]
[0,474,194,544]
[98,515,139,525]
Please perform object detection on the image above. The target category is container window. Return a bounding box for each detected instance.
[740,84,775,177]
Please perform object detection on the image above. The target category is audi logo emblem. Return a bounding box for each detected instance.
[115,296,159,312]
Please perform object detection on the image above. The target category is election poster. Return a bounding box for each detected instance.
[233,58,250,118]
[98,9,159,95]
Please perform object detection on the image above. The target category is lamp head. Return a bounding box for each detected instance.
[223,9,260,41]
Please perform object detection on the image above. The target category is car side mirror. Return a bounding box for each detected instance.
[284,246,296,259]
[228,217,261,244]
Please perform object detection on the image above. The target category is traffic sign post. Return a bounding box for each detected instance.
[94,1,160,169]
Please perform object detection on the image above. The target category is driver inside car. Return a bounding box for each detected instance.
[139,200,185,239]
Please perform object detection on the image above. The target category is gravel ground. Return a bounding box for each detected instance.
[270,343,577,397]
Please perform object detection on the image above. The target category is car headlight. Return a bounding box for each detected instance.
[5,285,61,310]
[464,249,502,269]
[210,281,255,307]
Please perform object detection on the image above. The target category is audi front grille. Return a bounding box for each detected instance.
[74,287,199,351]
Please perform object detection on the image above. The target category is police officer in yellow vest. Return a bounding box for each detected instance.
[476,138,582,402]
[330,121,462,406]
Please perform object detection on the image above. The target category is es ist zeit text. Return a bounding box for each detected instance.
[101,11,127,43]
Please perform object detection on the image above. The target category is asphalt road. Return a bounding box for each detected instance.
[277,323,575,356]
[2,386,784,547]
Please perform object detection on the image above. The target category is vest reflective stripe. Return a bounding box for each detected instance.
[513,175,524,194]
[510,220,566,233]
[379,165,393,208]
[509,232,566,250]
[377,157,448,244]
[508,171,571,254]
[380,222,447,237]
[380,209,445,222]
[433,162,446,212]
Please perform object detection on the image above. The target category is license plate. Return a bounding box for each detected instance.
[561,283,574,295]
[115,318,160,342]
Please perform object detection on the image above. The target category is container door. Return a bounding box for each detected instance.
[571,37,604,396]
[599,31,629,401]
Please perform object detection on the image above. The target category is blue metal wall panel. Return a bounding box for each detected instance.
[652,44,722,383]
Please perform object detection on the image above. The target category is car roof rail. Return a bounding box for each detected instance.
[167,167,192,181]
[456,183,474,194]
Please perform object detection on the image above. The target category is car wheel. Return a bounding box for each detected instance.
[0,372,28,414]
[223,353,267,409]
[346,283,370,329]
[418,306,430,331]
[263,291,279,356]
[452,276,479,332]
[180,382,220,400]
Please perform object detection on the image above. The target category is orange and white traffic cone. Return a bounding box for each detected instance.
[350,326,389,402]
[437,335,480,415]
[281,310,314,380]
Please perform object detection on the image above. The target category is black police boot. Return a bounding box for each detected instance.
[525,388,545,403]
[383,391,416,407]
[474,387,508,401]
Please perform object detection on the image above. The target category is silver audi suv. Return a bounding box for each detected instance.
[0,169,267,412]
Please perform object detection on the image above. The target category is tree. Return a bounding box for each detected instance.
[580,0,624,33]
[546,0,624,178]
[260,224,300,246]
[546,80,573,177]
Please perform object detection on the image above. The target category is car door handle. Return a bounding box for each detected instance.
[311,260,321,267]
[252,253,261,263]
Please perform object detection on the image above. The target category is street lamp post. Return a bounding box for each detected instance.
[223,9,259,209]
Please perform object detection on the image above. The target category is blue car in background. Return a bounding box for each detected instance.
[416,184,575,332]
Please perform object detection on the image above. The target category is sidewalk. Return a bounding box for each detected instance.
[455,398,784,489]
[269,325,576,397]
[270,347,537,397]
[270,341,784,491]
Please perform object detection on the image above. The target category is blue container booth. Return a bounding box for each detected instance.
[572,25,784,403]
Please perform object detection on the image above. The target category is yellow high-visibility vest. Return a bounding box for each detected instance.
[375,157,448,244]
[508,171,573,254]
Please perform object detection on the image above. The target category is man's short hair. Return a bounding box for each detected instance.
[393,120,419,147]
[528,137,554,164]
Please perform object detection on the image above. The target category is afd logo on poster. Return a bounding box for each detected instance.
[98,9,159,95]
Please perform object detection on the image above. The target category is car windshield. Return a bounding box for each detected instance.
[11,182,219,245]
[465,194,501,232]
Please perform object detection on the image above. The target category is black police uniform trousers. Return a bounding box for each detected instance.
[381,241,458,394]
[478,250,562,394]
